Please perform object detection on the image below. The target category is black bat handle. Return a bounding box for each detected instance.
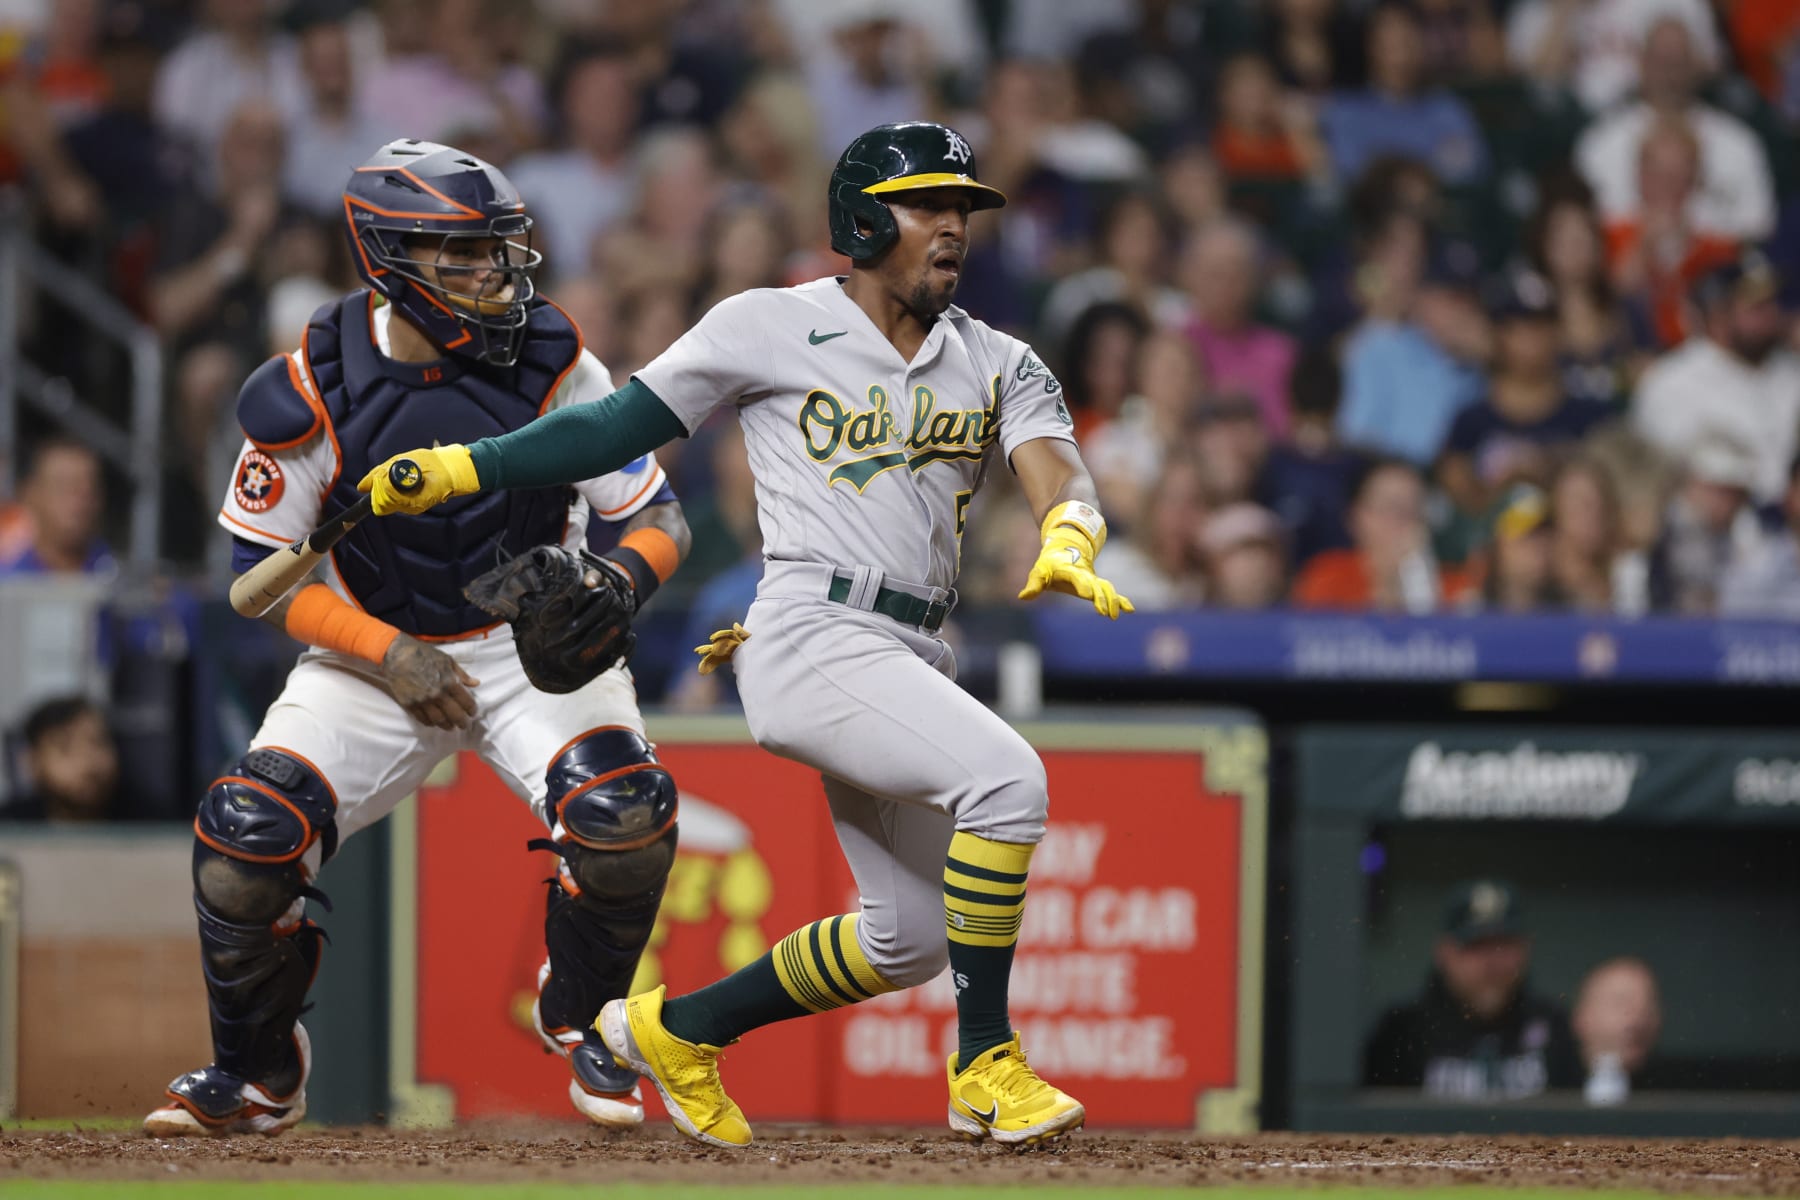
[305,458,424,553]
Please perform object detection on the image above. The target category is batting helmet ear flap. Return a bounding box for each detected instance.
[829,179,900,262]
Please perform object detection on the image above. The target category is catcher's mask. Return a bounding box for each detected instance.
[343,139,543,367]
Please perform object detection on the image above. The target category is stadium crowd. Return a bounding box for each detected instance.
[6,0,1800,630]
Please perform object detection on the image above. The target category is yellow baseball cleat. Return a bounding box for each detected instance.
[597,985,752,1148]
[946,1033,1085,1145]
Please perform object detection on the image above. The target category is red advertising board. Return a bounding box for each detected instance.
[403,716,1263,1129]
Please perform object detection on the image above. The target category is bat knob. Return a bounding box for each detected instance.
[389,458,424,494]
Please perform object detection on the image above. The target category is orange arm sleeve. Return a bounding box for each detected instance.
[284,583,401,665]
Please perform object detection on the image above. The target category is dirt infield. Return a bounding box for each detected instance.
[4,1126,1800,1194]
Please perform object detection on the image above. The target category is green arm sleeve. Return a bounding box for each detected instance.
[467,378,688,491]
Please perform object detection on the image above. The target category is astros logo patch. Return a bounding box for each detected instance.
[234,450,285,513]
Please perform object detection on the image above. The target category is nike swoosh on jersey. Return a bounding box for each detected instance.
[808,329,848,344]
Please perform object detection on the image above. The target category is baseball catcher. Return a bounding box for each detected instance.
[145,140,688,1137]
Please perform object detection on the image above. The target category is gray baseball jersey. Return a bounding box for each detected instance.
[635,276,1075,591]
[636,275,1074,988]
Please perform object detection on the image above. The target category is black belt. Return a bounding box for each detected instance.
[826,574,952,633]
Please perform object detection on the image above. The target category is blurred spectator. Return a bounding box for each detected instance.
[1319,1,1488,187]
[358,0,546,151]
[800,0,930,161]
[0,436,114,578]
[1201,502,1289,610]
[1193,394,1271,509]
[1436,274,1611,525]
[1648,434,1763,614]
[153,0,308,169]
[1719,453,1800,620]
[696,201,790,315]
[775,0,984,88]
[1086,330,1206,523]
[554,274,622,368]
[1336,211,1488,466]
[592,126,722,304]
[1293,457,1469,612]
[1179,218,1297,440]
[1158,141,1231,236]
[1724,0,1800,109]
[1602,117,1738,348]
[1572,957,1663,1093]
[1507,0,1719,115]
[1575,17,1775,242]
[1018,58,1154,187]
[1257,347,1361,564]
[997,0,1136,66]
[1363,880,1583,1098]
[1473,483,1557,613]
[1075,0,1219,155]
[1632,252,1800,505]
[1039,191,1185,345]
[57,1,195,251]
[1,696,119,823]
[1058,302,1149,441]
[1414,0,1509,85]
[668,422,763,711]
[507,41,641,277]
[281,6,387,220]
[1089,452,1209,610]
[1524,185,1649,406]
[1549,455,1644,615]
[1256,0,1367,95]
[717,72,827,262]
[1212,52,1325,185]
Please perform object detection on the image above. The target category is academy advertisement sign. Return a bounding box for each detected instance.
[398,716,1265,1131]
[1299,728,1800,824]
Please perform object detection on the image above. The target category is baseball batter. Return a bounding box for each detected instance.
[363,122,1132,1147]
[145,141,687,1137]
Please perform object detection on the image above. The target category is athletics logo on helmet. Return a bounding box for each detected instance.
[828,122,1007,262]
[341,139,544,367]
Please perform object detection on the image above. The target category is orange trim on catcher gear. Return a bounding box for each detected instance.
[544,725,646,773]
[554,762,679,852]
[538,297,587,414]
[194,776,316,865]
[406,280,475,350]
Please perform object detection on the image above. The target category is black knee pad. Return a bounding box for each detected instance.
[192,749,338,923]
[546,728,678,850]
[187,749,337,1085]
[533,728,678,1033]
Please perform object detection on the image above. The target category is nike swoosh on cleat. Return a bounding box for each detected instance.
[808,329,848,344]
[968,1100,999,1124]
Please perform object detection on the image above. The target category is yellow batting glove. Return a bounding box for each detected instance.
[694,622,751,675]
[1017,500,1134,619]
[356,445,481,516]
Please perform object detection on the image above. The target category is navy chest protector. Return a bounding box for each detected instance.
[303,293,579,637]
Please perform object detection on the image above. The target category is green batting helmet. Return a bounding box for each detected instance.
[828,122,1008,262]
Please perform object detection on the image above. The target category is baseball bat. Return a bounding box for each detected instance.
[228,458,423,618]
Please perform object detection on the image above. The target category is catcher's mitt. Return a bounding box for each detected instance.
[464,545,637,693]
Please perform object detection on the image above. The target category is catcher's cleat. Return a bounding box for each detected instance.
[946,1033,1085,1146]
[143,1025,311,1138]
[531,961,644,1128]
[597,985,751,1148]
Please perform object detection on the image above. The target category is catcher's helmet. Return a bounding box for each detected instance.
[343,139,543,367]
[828,122,1007,262]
